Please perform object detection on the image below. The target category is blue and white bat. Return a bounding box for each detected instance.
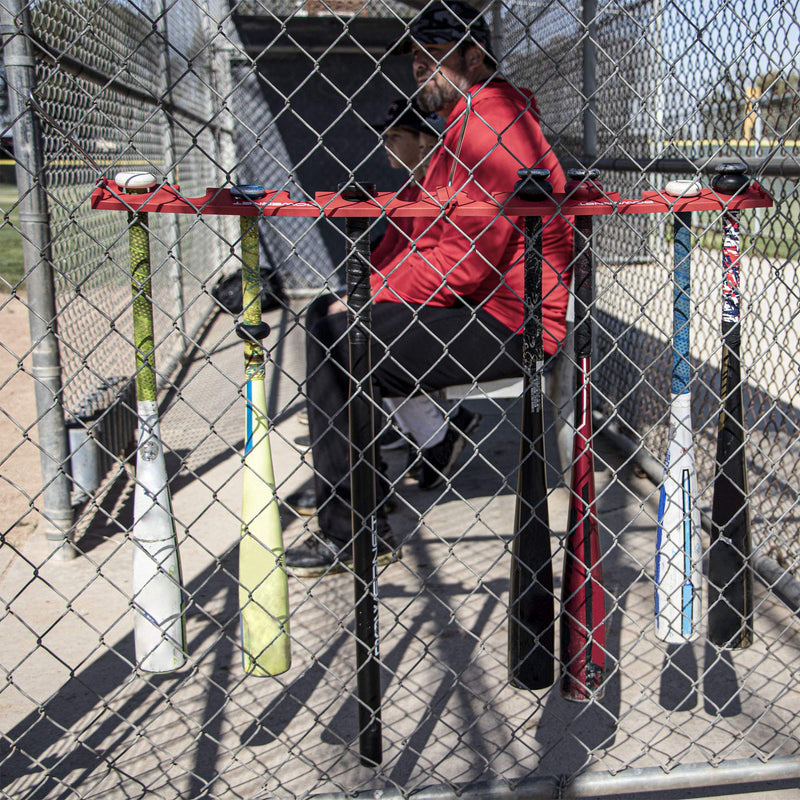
[654,180,702,642]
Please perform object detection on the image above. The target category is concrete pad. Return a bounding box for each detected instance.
[1,303,799,799]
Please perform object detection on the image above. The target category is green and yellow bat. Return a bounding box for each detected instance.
[116,171,186,673]
[232,184,290,676]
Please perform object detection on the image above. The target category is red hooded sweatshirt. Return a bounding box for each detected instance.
[370,183,421,269]
[369,80,573,353]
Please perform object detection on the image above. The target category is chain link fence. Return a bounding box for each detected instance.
[1,0,799,797]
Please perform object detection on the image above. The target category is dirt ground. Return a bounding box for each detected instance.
[0,291,41,552]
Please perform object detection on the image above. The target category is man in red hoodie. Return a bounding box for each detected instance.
[286,0,573,576]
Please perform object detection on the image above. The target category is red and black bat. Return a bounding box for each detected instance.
[508,167,555,690]
[708,162,753,648]
[560,168,606,701]
[341,181,383,765]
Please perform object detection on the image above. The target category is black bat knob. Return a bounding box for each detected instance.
[565,167,602,194]
[711,162,750,195]
[231,184,267,200]
[338,181,377,201]
[514,167,552,201]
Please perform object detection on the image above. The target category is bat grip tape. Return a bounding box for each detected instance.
[672,212,692,395]
[573,215,593,359]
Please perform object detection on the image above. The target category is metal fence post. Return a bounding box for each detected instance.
[156,0,186,344]
[582,0,598,161]
[0,0,74,556]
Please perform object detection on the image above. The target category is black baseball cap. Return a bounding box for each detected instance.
[371,99,446,136]
[395,0,494,60]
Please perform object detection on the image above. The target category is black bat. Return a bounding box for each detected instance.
[708,162,753,648]
[341,181,382,765]
[508,167,555,690]
[560,168,606,701]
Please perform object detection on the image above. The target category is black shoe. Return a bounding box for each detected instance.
[451,406,481,437]
[284,487,397,516]
[284,487,316,516]
[417,408,481,491]
[379,427,406,451]
[284,531,402,578]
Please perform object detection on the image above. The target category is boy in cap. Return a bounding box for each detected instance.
[372,98,482,488]
[286,0,573,575]
[371,98,443,268]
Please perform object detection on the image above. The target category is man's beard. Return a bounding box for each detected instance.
[417,75,464,115]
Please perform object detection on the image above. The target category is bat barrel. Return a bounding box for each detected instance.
[342,181,382,766]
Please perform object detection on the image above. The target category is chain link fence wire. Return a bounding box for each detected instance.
[1,0,800,798]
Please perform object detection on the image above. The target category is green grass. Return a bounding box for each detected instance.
[0,184,25,291]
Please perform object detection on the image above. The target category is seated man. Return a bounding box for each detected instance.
[286,0,573,577]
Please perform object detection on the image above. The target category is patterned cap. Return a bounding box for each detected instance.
[372,99,446,136]
[396,0,494,58]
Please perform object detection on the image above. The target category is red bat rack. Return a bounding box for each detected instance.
[90,180,774,220]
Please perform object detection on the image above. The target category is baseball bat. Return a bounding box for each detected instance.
[232,184,291,676]
[708,163,753,648]
[654,180,702,643]
[508,167,555,690]
[560,168,606,700]
[342,181,382,765]
[117,171,186,673]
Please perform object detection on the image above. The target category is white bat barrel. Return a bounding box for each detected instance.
[132,403,186,672]
[655,393,702,642]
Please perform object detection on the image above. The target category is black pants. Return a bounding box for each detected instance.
[305,296,525,546]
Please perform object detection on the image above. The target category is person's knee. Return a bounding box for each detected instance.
[306,294,347,347]
[306,294,337,331]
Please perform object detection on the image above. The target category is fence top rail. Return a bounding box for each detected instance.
[89,180,773,219]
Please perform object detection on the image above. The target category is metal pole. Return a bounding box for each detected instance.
[311,755,800,800]
[561,153,800,178]
[156,0,186,345]
[581,0,598,161]
[0,0,74,557]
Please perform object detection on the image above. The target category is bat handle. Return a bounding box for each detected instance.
[515,167,550,412]
[344,193,382,766]
[523,214,544,413]
[565,167,600,362]
[235,186,269,378]
[672,212,692,396]
[572,213,594,360]
[120,178,158,395]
